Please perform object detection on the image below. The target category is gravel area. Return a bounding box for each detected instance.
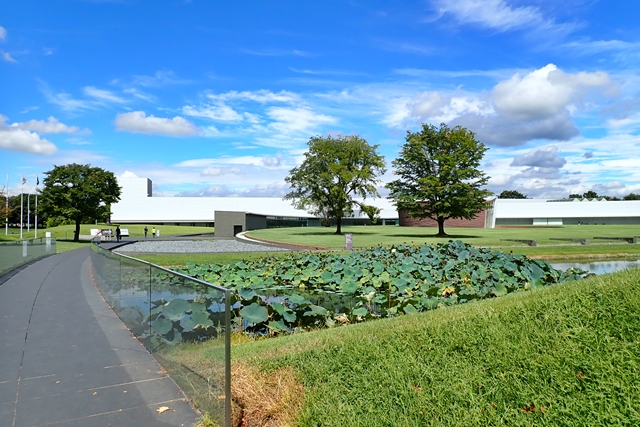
[114,239,291,253]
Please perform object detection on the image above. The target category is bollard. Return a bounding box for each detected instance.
[46,232,52,252]
[345,233,353,250]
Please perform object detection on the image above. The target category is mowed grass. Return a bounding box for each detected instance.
[247,224,640,249]
[0,224,214,254]
[0,223,214,242]
[176,267,640,426]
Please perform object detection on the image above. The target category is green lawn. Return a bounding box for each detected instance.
[166,267,640,427]
[247,224,640,249]
[0,223,214,242]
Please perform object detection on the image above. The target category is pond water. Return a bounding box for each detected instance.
[551,259,640,274]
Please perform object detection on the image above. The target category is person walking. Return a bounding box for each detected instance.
[115,225,121,242]
[144,226,148,238]
[152,226,156,238]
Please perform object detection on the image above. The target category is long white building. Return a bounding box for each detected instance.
[488,197,640,227]
[110,177,400,226]
[110,177,640,228]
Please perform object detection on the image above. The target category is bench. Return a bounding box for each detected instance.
[593,236,638,244]
[549,237,590,245]
[500,239,537,246]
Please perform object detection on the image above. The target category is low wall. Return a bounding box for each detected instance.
[399,210,487,228]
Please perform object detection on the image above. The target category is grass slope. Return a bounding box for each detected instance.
[199,268,640,426]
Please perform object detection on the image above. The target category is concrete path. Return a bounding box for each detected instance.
[0,248,200,427]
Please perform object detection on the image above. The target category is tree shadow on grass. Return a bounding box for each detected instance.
[286,230,377,236]
[386,233,482,240]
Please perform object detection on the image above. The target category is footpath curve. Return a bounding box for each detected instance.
[0,247,200,427]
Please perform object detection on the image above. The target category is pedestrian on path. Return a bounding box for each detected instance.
[152,227,156,238]
[116,226,121,242]
[144,226,148,238]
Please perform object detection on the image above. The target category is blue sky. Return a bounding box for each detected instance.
[2,0,640,200]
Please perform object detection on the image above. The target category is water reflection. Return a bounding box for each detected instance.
[551,260,640,274]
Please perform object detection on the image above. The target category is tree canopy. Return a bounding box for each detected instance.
[40,164,121,241]
[623,192,640,200]
[386,123,492,237]
[284,135,386,234]
[569,191,620,200]
[498,190,528,199]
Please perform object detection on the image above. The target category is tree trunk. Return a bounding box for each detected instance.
[74,219,81,242]
[334,216,342,235]
[436,217,447,237]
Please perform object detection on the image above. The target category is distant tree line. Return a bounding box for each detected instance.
[498,189,640,201]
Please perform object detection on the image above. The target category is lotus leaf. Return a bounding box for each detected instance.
[352,307,368,317]
[266,319,288,332]
[285,294,312,305]
[162,299,191,321]
[152,317,174,335]
[492,282,508,297]
[304,304,329,317]
[240,303,269,324]
[403,303,418,315]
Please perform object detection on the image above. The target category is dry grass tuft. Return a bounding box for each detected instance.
[231,362,303,427]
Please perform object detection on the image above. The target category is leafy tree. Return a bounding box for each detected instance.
[582,190,600,199]
[568,193,582,199]
[0,188,8,227]
[623,192,640,200]
[386,123,492,237]
[40,164,121,241]
[284,135,386,235]
[498,190,528,199]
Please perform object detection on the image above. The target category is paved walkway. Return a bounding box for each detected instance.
[0,248,200,427]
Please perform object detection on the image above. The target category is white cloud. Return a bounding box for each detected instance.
[262,153,283,167]
[266,107,336,134]
[511,146,566,168]
[491,64,612,121]
[451,110,579,146]
[241,48,310,57]
[10,116,86,134]
[201,167,241,177]
[182,104,243,122]
[0,115,58,155]
[0,26,6,41]
[433,0,546,32]
[43,90,94,112]
[208,90,300,104]
[83,86,127,104]
[131,70,190,87]
[115,111,200,136]
[2,51,17,63]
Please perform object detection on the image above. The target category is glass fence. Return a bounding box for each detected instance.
[89,240,231,426]
[0,237,57,277]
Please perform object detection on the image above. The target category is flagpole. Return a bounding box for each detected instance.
[20,175,24,240]
[35,175,39,239]
[4,173,8,236]
[27,193,31,233]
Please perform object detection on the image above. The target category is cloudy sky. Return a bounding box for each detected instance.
[2,0,640,200]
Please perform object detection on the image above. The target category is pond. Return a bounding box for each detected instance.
[551,259,640,274]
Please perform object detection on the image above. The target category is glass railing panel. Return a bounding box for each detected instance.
[117,255,152,339]
[148,264,229,424]
[89,241,231,426]
[0,237,56,276]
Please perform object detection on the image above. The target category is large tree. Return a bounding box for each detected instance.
[40,164,121,241]
[284,135,386,235]
[386,123,492,237]
[498,190,528,199]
